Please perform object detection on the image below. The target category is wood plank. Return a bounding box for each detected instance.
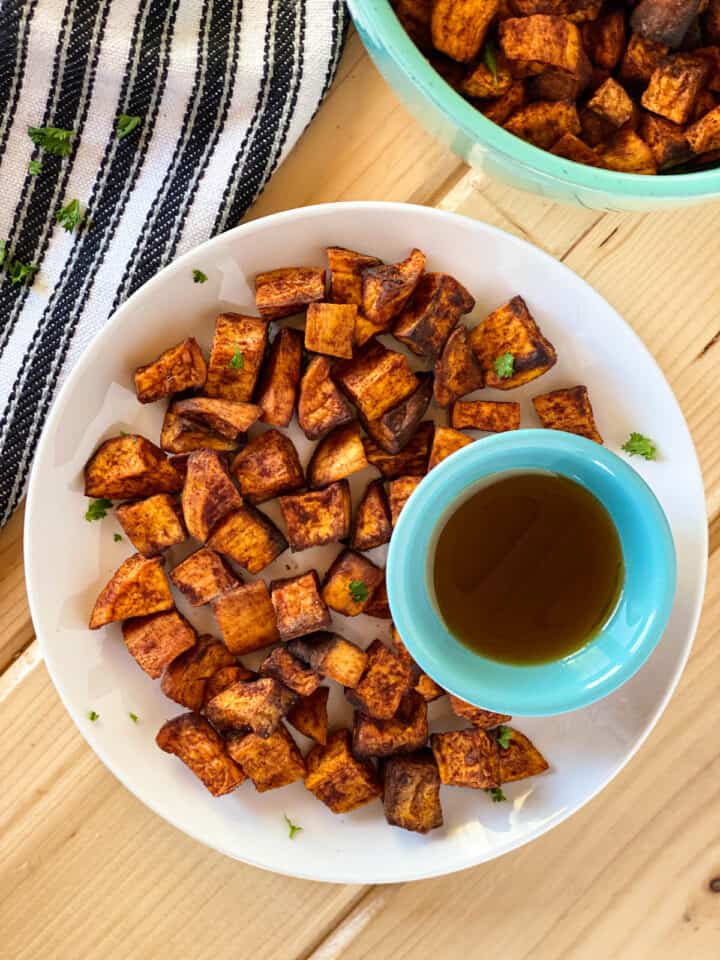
[0,502,33,674]
[0,663,366,960]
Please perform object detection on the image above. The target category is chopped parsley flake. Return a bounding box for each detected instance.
[488,786,506,803]
[192,269,208,284]
[28,159,42,176]
[229,350,245,369]
[85,498,112,521]
[28,125,74,156]
[87,710,100,722]
[55,198,87,233]
[284,814,302,839]
[349,580,369,603]
[113,533,123,542]
[129,712,139,723]
[116,114,142,140]
[497,726,512,750]
[621,432,657,461]
[493,352,514,380]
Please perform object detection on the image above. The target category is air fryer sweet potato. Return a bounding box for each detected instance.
[363,420,433,479]
[470,296,557,390]
[84,435,183,500]
[270,571,331,640]
[297,355,354,441]
[260,646,321,696]
[451,399,521,432]
[427,426,473,470]
[345,639,413,720]
[448,694,512,729]
[498,728,550,782]
[226,724,306,792]
[305,302,357,359]
[122,609,197,678]
[321,548,385,617]
[207,504,288,574]
[279,480,352,551]
[388,475,424,526]
[353,691,428,758]
[161,635,236,710]
[115,494,186,557]
[431,728,501,788]
[333,340,419,422]
[289,632,368,687]
[307,422,369,488]
[134,337,207,403]
[211,580,280,654]
[181,449,243,542]
[432,0,499,62]
[205,313,268,402]
[393,273,475,361]
[205,677,297,738]
[89,554,174,629]
[360,248,426,337]
[254,327,303,427]
[286,686,330,744]
[170,547,238,606]
[160,410,237,455]
[156,713,245,796]
[255,267,325,320]
[304,729,382,813]
[230,429,304,503]
[362,375,433,455]
[351,479,393,551]
[171,397,262,439]
[532,384,603,442]
[327,246,382,306]
[433,323,484,407]
[383,750,443,833]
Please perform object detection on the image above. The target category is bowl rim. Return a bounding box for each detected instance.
[347,0,720,200]
[386,429,677,716]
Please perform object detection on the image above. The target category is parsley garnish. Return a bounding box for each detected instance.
[28,159,42,176]
[192,269,208,284]
[497,725,512,749]
[55,198,87,233]
[85,498,112,521]
[116,114,142,140]
[483,39,498,88]
[284,814,303,839]
[6,259,38,285]
[28,125,74,156]
[349,580,369,603]
[129,712,139,723]
[493,352,514,379]
[488,786,506,803]
[113,533,123,542]
[229,350,244,369]
[87,710,100,722]
[0,240,5,267]
[622,432,657,461]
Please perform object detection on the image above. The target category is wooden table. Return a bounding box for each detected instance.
[3,32,720,960]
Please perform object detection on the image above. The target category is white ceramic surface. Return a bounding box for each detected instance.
[25,202,707,884]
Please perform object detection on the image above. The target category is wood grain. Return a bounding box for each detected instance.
[0,502,33,674]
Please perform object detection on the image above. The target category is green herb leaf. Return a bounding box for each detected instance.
[129,712,139,723]
[349,580,369,603]
[284,814,303,839]
[113,533,123,542]
[0,240,6,268]
[497,725,512,749]
[87,710,100,722]
[192,268,208,284]
[55,198,87,233]
[621,432,657,461]
[6,259,38,286]
[493,352,514,379]
[229,349,245,369]
[116,114,142,140]
[85,498,113,521]
[28,159,42,176]
[28,125,74,156]
[483,39,498,88]
[488,786,506,803]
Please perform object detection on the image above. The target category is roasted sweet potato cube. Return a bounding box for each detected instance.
[390,0,434,50]
[448,694,512,728]
[500,15,590,76]
[89,554,173,629]
[362,375,432,455]
[211,580,280,654]
[327,246,382,306]
[532,385,603,442]
[364,577,391,619]
[321,549,384,617]
[364,420,433,480]
[134,337,207,403]
[260,646,321,696]
[687,104,720,152]
[470,295,557,390]
[631,0,700,48]
[305,302,357,359]
[587,78,636,128]
[510,0,600,17]
[115,494,186,557]
[639,112,693,168]
[156,713,245,796]
[345,639,413,719]
[230,429,304,503]
[388,475,423,526]
[431,728,500,788]
[84,435,183,500]
[206,677,297,737]
[351,479,392,551]
[393,273,475,361]
[353,691,428,758]
[462,55,513,99]
[499,728,550,782]
[383,750,443,833]
[361,248,425,333]
[286,686,330,744]
[160,410,237,455]
[428,426,473,470]
[641,54,708,124]
[208,505,288,574]
[297,355,354,441]
[620,33,668,83]
[415,672,445,701]
[390,625,444,701]
[304,729,381,813]
[709,0,720,44]
[433,323,484,407]
[226,724,306,792]
[270,571,331,640]
[279,480,351,552]
[181,449,243,542]
[598,128,658,173]
[254,327,303,428]
[333,340,419,422]
[307,422,369,488]
[172,397,262,439]
[692,85,718,119]
[170,547,238,606]
[582,8,625,69]
[579,104,616,145]
[288,632,368,687]
[481,80,527,124]
[255,267,325,320]
[122,609,196,678]
[202,665,256,710]
[205,313,268,402]
[550,132,600,165]
[451,399,521,432]
[504,100,581,149]
[161,635,236,710]
[432,0,499,62]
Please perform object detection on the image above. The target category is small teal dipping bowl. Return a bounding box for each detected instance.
[386,430,676,716]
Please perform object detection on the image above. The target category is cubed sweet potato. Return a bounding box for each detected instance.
[510,0,600,18]
[207,505,288,574]
[639,112,693,168]
[451,399,521,432]
[364,577,391,619]
[206,677,297,737]
[587,77,636,127]
[345,639,413,719]
[462,54,514,99]
[579,104,616,145]
[307,421,369,488]
[390,625,445,701]
[432,0,499,62]
[288,632,368,687]
[393,273,475,361]
[89,554,173,629]
[362,375,432,456]
[433,323,484,407]
[297,355,354,441]
[353,691,428,757]
[279,480,351,552]
[115,494,186,557]
[481,80,527,125]
[620,32,668,83]
[528,66,590,101]
[305,302,357,359]
[160,410,238,455]
[505,99,582,149]
[134,337,207,403]
[170,546,238,606]
[383,750,443,833]
[226,723,306,792]
[255,267,325,320]
[161,635,236,710]
[321,548,385,617]
[686,103,720,151]
[211,580,280,654]
[431,728,500,788]
[583,8,625,69]
[286,686,330,744]
[388,475,423,526]
[156,713,245,796]
[361,249,426,335]
[172,397,262,439]
[333,340,419,422]
[532,384,603,442]
[499,727,550,782]
[327,246,382,306]
[427,426,473,470]
[205,313,268,403]
[260,646,321,696]
[364,420,433,480]
[122,609,196,678]
[351,479,392,551]
[304,729,381,813]
[415,672,445,701]
[230,429,304,503]
[270,571,331,640]
[631,0,700,49]
[550,132,600,165]
[84,435,183,500]
[598,128,658,173]
[181,449,243,542]
[390,0,434,51]
[469,295,557,390]
[202,665,256,711]
[500,15,590,76]
[254,327,303,428]
[641,54,708,124]
[708,0,720,44]
[448,694,512,728]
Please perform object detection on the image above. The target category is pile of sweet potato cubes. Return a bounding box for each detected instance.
[83,244,601,833]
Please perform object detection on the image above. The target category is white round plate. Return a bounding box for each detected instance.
[25,202,706,884]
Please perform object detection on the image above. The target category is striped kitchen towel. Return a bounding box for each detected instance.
[0,0,346,525]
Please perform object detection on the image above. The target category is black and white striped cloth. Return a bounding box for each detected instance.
[0,0,346,525]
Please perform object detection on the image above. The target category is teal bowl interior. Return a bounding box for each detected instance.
[347,0,720,211]
[386,430,677,716]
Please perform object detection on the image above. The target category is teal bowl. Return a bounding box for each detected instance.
[347,0,720,211]
[386,430,676,716]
